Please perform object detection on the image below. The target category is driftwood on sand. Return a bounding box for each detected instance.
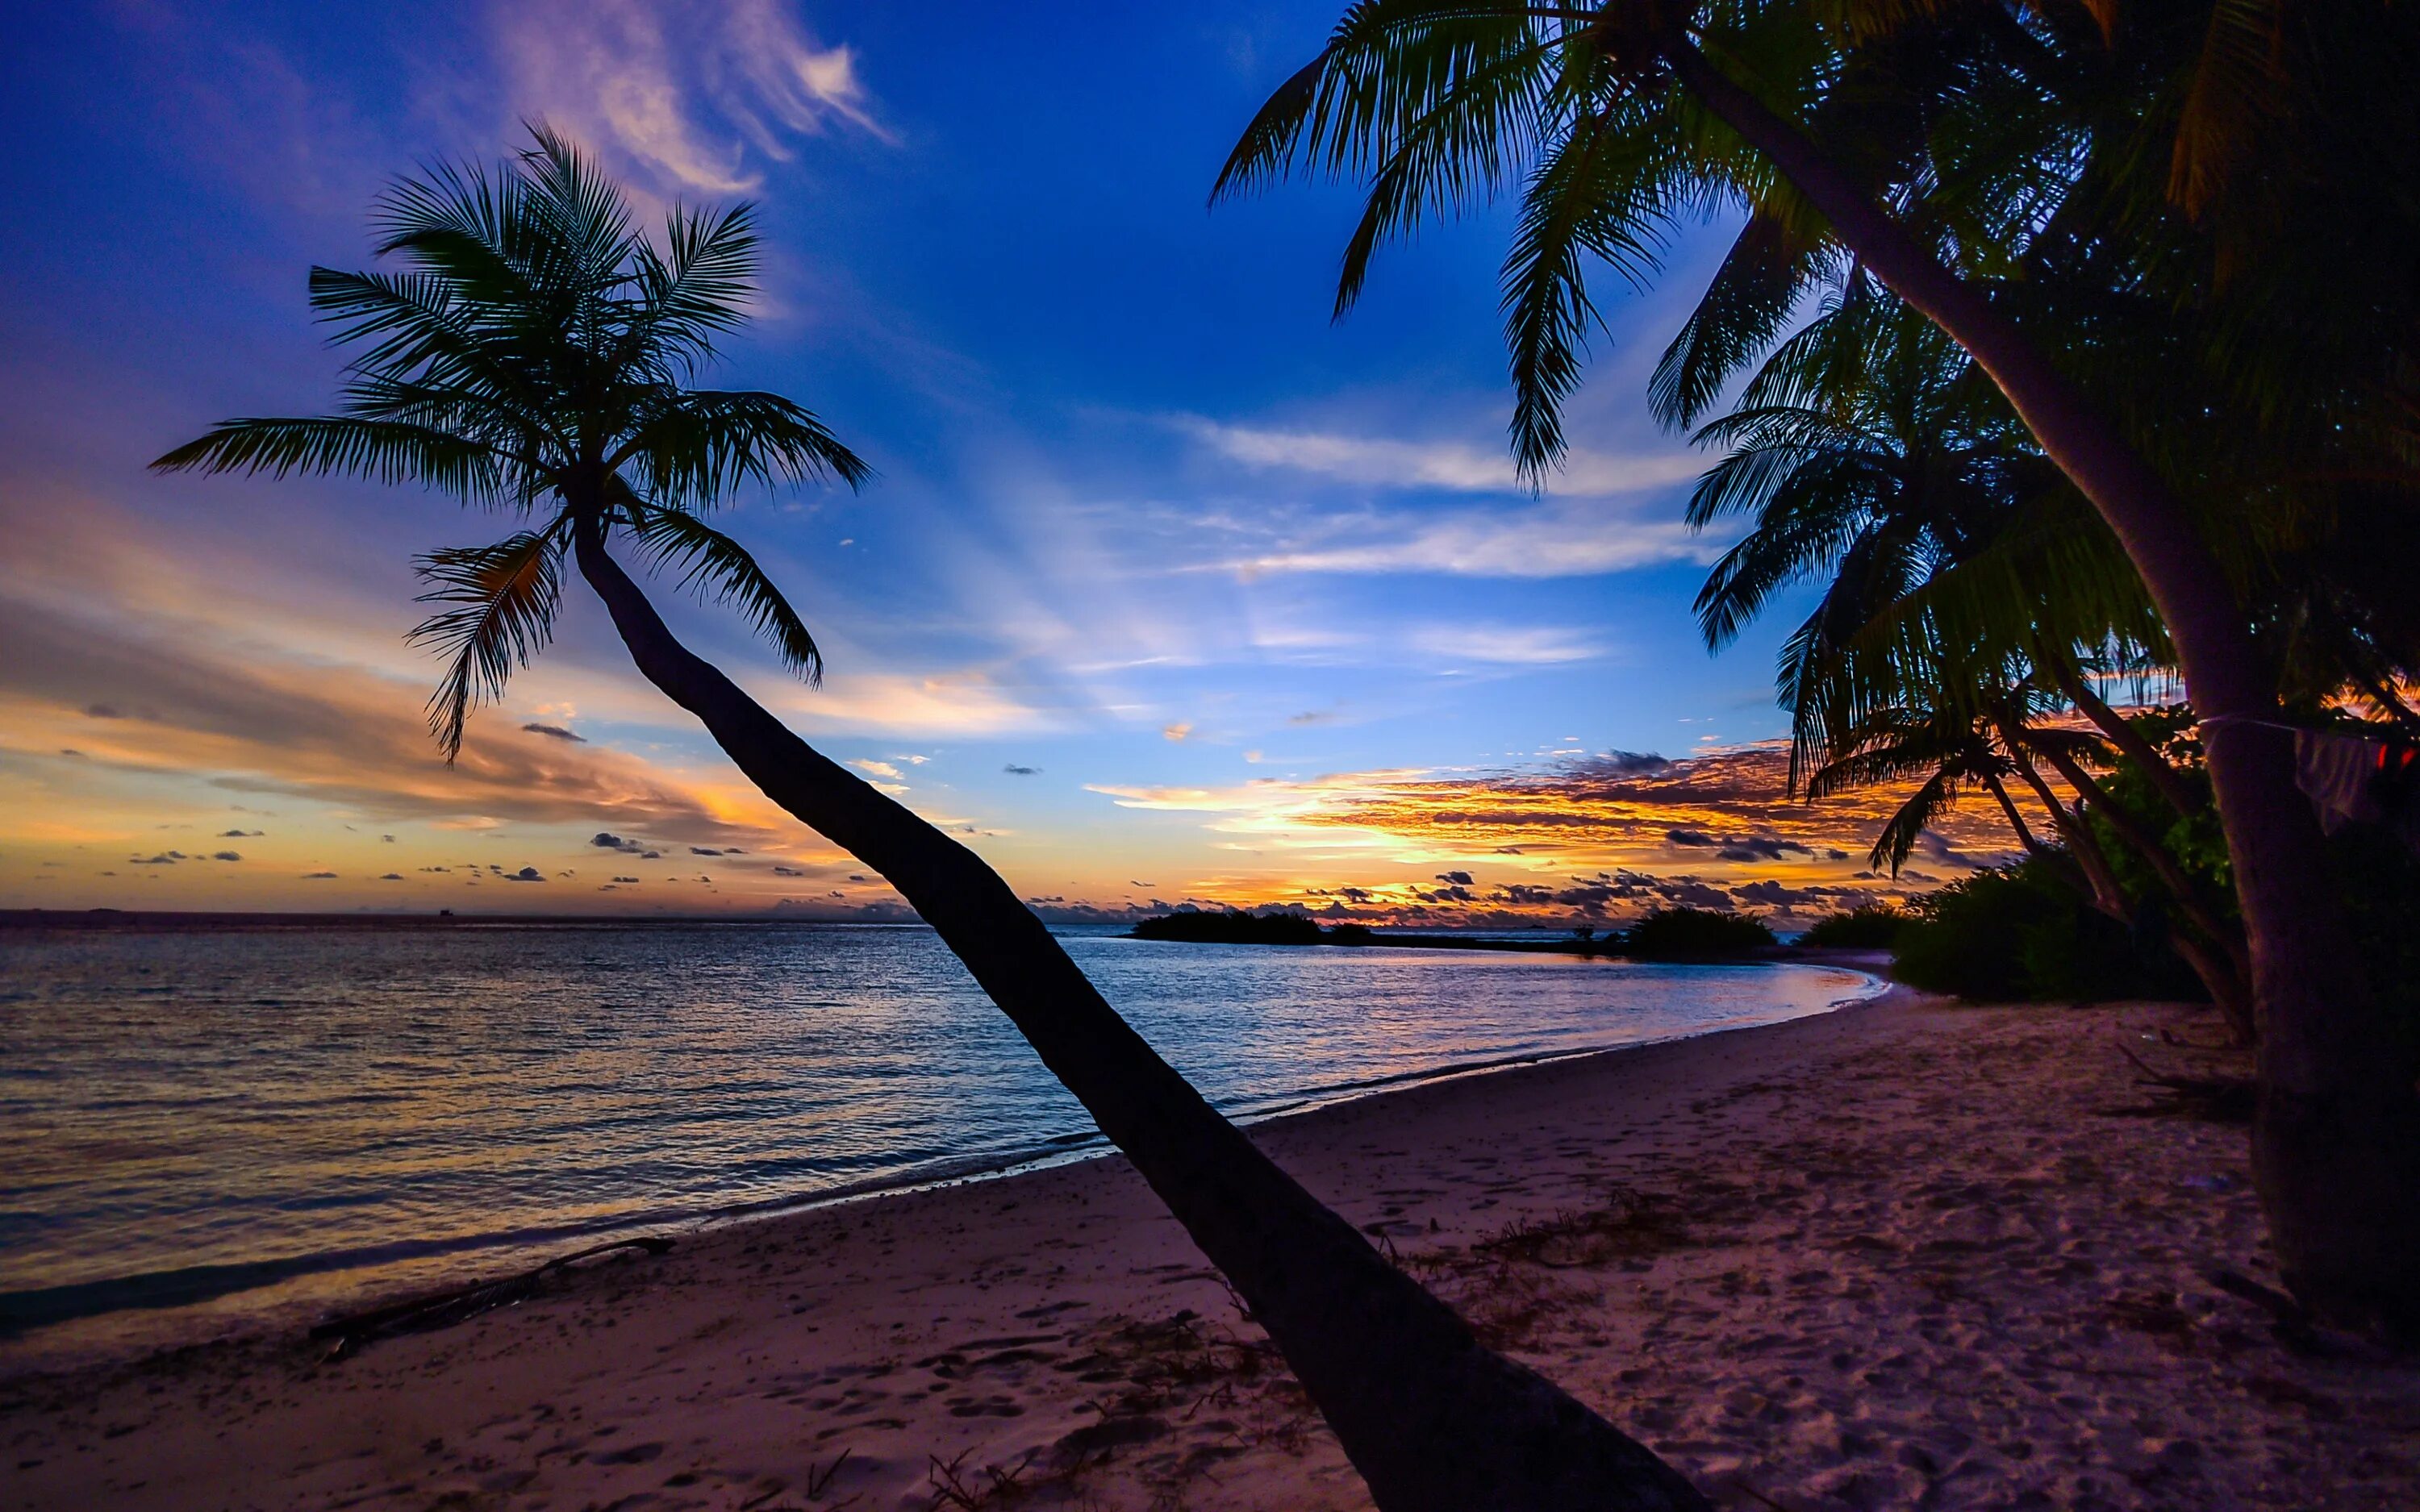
[310,1236,674,1359]
[2105,1040,2258,1123]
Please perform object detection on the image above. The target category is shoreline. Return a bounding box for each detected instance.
[1,965,1889,1363]
[0,910,1888,973]
[8,988,2413,1510]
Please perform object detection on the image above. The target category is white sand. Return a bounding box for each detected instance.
[6,991,2414,1510]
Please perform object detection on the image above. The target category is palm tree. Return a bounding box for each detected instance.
[1219,0,2419,1336]
[1806,699,2042,873]
[1664,289,2254,1025]
[152,128,1710,1512]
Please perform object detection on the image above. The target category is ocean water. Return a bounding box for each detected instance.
[0,923,1879,1364]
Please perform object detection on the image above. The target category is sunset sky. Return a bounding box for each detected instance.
[0,1,2022,925]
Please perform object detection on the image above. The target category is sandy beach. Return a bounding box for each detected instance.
[6,990,2414,1511]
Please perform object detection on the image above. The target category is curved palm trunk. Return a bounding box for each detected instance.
[569,518,1708,1511]
[1662,38,2420,1335]
[2043,660,2203,823]
[1981,770,2047,856]
[2031,743,2252,977]
[2005,743,2128,915]
[2004,727,2255,1035]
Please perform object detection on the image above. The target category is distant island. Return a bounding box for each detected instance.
[1127,906,1782,960]
[1130,909,1374,946]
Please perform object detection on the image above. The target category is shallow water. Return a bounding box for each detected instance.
[0,923,1877,1360]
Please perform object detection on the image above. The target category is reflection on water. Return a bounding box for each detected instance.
[0,923,1877,1359]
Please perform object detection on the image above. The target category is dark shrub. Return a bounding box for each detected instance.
[1796,905,1907,949]
[1130,910,1329,945]
[2330,826,2420,1073]
[1892,857,2202,1002]
[1618,907,1775,960]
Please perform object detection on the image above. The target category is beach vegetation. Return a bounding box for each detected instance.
[152,128,1709,1512]
[1617,906,1775,960]
[1223,1,2420,1336]
[1795,905,1906,951]
[1891,858,2204,1004]
[1131,909,1333,945]
[1133,909,1380,946]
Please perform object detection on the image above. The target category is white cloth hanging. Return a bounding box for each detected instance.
[2295,727,2420,852]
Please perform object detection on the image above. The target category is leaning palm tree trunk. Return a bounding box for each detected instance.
[2043,660,2205,823]
[1659,35,2419,1337]
[149,121,1716,1505]
[570,514,1709,1512]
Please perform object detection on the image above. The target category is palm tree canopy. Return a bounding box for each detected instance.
[1219,0,2420,649]
[1211,0,2103,480]
[152,125,869,759]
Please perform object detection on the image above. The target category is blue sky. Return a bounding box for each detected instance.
[0,2,1990,919]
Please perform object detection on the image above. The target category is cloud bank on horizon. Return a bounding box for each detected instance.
[0,2,2025,925]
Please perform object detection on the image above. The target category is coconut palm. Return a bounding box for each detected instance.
[1674,282,2253,1023]
[1807,699,2042,874]
[153,128,1709,1512]
[1220,0,2419,1335]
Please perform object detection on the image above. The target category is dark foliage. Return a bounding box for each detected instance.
[1892,857,2205,1002]
[2326,827,2420,1075]
[1131,910,1342,946]
[1617,907,1776,960]
[1796,905,1909,949]
[2091,713,2420,1060]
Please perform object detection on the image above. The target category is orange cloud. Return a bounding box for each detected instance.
[1091,746,2033,926]
[0,594,796,843]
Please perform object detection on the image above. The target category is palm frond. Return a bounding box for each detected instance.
[624,504,824,683]
[152,122,875,746]
[407,522,569,760]
[1867,768,1955,875]
[2169,0,2287,217]
[1501,103,1679,476]
[1691,454,1889,645]
[1650,210,1828,429]
[518,122,639,291]
[1329,19,1576,315]
[151,417,510,503]
[616,389,871,506]
[624,202,760,379]
[370,155,544,310]
[304,268,561,442]
[1213,2,1567,202]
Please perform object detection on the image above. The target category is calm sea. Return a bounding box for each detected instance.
[0,923,1878,1366]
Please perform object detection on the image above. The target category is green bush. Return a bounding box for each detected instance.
[1618,907,1775,960]
[1130,910,1377,945]
[1891,857,2202,1002]
[1131,909,1326,944]
[1796,905,1907,949]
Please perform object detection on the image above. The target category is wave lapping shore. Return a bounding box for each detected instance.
[5,993,2414,1510]
[0,925,1872,1346]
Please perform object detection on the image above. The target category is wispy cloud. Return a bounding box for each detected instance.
[1229,494,1717,578]
[772,669,1055,739]
[1154,410,1724,578]
[496,0,884,194]
[0,587,790,845]
[1408,624,1606,666]
[1179,417,1704,498]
